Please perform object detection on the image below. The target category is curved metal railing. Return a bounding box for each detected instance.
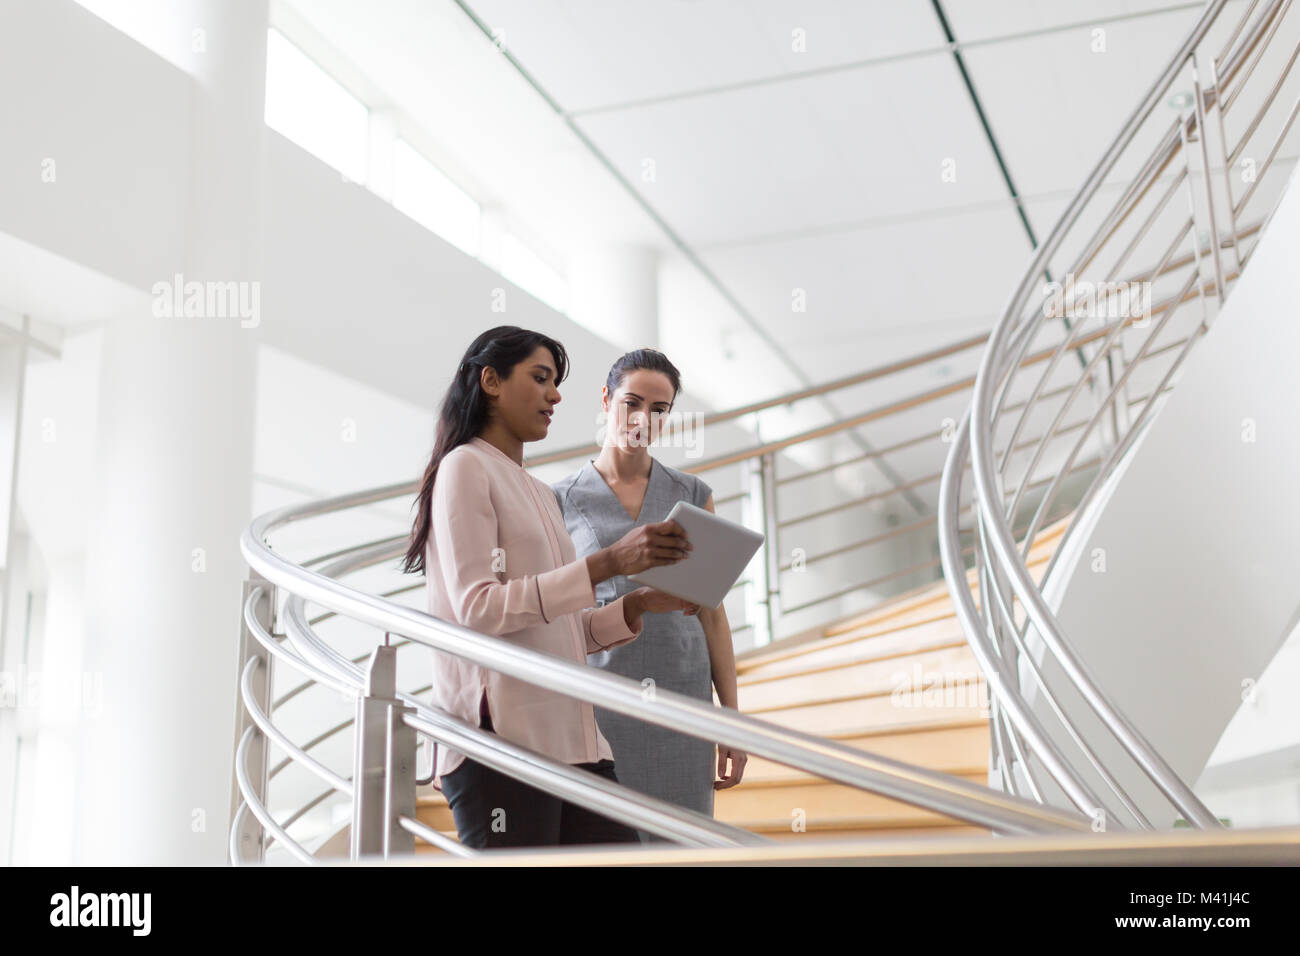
[233,468,1107,863]
[229,480,1095,864]
[938,0,1300,832]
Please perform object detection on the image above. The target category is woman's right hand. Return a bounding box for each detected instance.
[622,586,696,631]
[605,519,692,576]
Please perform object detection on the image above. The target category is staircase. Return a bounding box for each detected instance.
[234,0,1300,865]
[407,516,1071,853]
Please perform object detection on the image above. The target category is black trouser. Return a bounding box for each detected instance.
[439,711,642,849]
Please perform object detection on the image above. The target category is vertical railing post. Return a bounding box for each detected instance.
[1111,339,1133,442]
[1095,337,1130,454]
[1192,52,1228,305]
[744,453,780,647]
[351,640,416,860]
[230,569,274,864]
[1208,56,1244,276]
[761,452,781,639]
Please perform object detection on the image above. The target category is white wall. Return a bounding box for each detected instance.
[0,0,193,290]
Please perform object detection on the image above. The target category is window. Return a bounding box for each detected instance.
[263,29,568,315]
[392,140,480,257]
[264,28,368,183]
[502,234,568,313]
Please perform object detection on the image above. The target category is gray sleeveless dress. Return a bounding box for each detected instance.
[552,458,716,840]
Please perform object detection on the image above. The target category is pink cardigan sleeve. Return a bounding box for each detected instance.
[432,449,642,649]
[583,603,640,653]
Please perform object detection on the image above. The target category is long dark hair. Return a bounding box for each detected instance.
[605,348,682,403]
[401,325,569,575]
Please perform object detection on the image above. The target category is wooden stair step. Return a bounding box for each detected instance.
[417,798,455,831]
[742,682,988,738]
[739,616,968,682]
[411,822,992,846]
[754,820,991,840]
[730,760,987,791]
[738,591,973,677]
[740,643,981,712]
[823,584,976,641]
[740,583,963,673]
[739,722,989,783]
[715,771,991,825]
[413,830,462,853]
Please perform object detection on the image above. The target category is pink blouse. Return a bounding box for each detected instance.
[424,436,643,788]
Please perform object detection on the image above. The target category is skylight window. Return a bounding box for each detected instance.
[502,234,568,314]
[392,140,481,257]
[264,28,368,183]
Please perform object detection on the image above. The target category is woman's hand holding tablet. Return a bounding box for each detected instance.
[581,519,697,631]
[628,502,765,609]
[585,519,693,582]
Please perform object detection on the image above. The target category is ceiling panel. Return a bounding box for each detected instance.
[956,8,1207,200]
[940,0,1208,44]
[576,50,1010,244]
[696,201,1033,380]
[468,0,946,113]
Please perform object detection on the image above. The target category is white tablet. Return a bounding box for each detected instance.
[628,501,765,609]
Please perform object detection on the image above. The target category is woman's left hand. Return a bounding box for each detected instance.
[683,602,701,616]
[714,745,747,789]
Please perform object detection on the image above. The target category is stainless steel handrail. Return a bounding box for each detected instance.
[376,823,1300,867]
[232,587,765,858]
[271,548,772,849]
[522,331,993,467]
[938,0,1299,831]
[962,0,1236,827]
[238,506,1091,843]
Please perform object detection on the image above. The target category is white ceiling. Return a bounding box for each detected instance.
[281,0,1254,413]
[478,0,947,114]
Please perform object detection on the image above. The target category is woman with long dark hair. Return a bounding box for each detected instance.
[551,348,747,842]
[402,325,694,849]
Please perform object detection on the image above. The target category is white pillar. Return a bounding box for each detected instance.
[568,245,660,350]
[0,330,27,862]
[77,0,267,865]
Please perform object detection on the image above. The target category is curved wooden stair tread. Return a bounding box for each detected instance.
[738,616,970,684]
[735,817,990,839]
[738,643,983,710]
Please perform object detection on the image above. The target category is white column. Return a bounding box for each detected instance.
[77,0,267,865]
[568,245,660,349]
[0,335,25,862]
